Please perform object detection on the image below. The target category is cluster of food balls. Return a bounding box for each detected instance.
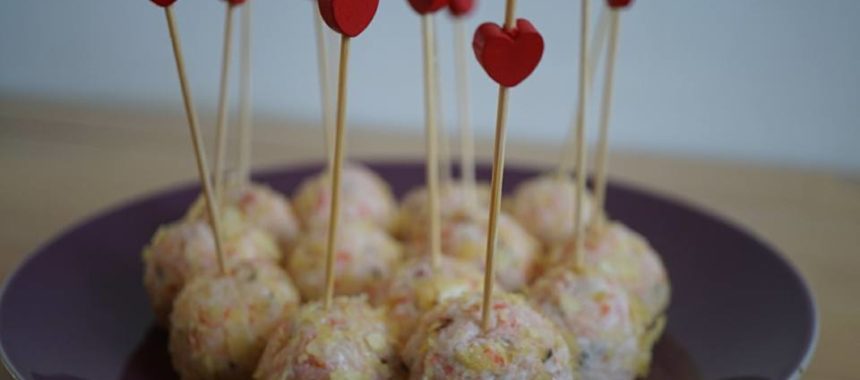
[142,163,670,379]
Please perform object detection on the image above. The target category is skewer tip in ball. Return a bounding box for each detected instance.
[530,267,643,378]
[169,262,300,380]
[255,297,400,380]
[318,0,380,37]
[473,19,544,87]
[402,292,575,379]
[449,0,476,17]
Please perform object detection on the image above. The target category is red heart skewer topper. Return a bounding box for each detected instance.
[150,0,176,7]
[473,19,544,87]
[224,0,247,4]
[449,0,476,17]
[607,0,633,8]
[318,0,380,37]
[408,0,447,15]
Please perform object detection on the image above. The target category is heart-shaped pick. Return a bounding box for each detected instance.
[150,0,176,7]
[607,0,633,8]
[224,0,246,4]
[318,0,380,37]
[408,0,447,15]
[473,19,544,87]
[449,0,475,17]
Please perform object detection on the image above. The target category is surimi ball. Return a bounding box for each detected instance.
[402,292,576,379]
[372,255,485,345]
[529,267,644,379]
[544,222,671,373]
[168,262,300,380]
[254,296,400,380]
[142,217,282,325]
[406,210,541,291]
[186,183,300,253]
[546,222,670,323]
[510,174,595,246]
[287,221,402,301]
[396,182,490,240]
[292,163,397,232]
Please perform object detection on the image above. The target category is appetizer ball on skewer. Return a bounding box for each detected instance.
[510,174,595,246]
[402,292,576,379]
[372,255,486,345]
[287,221,402,301]
[396,182,490,239]
[169,262,300,380]
[406,211,541,291]
[142,218,282,325]
[546,221,670,323]
[186,183,300,253]
[530,267,643,379]
[292,163,397,231]
[254,296,400,380]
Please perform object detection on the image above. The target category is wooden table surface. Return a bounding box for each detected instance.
[1,100,858,379]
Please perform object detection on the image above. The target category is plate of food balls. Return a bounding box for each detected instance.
[0,0,816,379]
[0,162,817,380]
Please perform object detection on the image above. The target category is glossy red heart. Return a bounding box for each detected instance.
[318,0,380,37]
[225,0,246,4]
[607,0,633,8]
[473,19,544,87]
[449,0,475,17]
[408,0,447,15]
[150,0,176,7]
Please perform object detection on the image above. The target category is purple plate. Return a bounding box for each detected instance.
[0,162,816,380]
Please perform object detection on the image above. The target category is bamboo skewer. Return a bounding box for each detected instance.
[432,17,452,186]
[164,7,227,275]
[572,0,590,270]
[454,18,477,207]
[481,85,509,332]
[313,5,335,166]
[323,36,351,310]
[213,4,237,201]
[592,9,621,235]
[237,2,253,185]
[421,15,443,268]
[557,7,610,177]
[481,0,517,332]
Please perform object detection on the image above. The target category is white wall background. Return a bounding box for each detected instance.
[1,0,858,172]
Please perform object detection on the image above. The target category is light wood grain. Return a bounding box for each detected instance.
[0,99,858,379]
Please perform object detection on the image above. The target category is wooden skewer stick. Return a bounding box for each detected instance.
[589,7,611,84]
[481,86,509,332]
[237,2,253,185]
[591,9,621,235]
[557,7,610,177]
[164,7,228,274]
[313,4,335,167]
[323,36,351,310]
[572,0,590,270]
[325,22,340,116]
[422,15,442,268]
[213,4,236,202]
[432,17,452,187]
[454,18,477,207]
[481,0,517,332]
